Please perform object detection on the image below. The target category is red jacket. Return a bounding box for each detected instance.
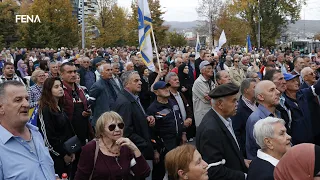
[63,82,94,139]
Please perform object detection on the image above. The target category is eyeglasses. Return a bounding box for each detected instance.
[307,72,316,76]
[108,123,125,131]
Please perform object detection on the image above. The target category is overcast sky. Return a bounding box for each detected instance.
[118,0,320,21]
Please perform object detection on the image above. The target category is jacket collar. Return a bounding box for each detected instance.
[209,109,246,168]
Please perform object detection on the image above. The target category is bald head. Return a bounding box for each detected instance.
[255,80,280,106]
[301,67,316,85]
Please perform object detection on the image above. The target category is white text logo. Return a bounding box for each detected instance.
[15,15,41,23]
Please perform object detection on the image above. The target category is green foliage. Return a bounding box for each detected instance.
[231,0,305,47]
[20,0,79,48]
[148,0,169,47]
[0,0,19,47]
[167,31,187,47]
[94,5,128,47]
[216,5,250,46]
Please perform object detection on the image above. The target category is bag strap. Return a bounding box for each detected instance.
[89,139,99,180]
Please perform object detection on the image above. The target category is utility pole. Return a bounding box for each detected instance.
[257,0,260,48]
[208,2,212,50]
[81,0,85,49]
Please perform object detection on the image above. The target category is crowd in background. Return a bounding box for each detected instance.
[1,45,320,180]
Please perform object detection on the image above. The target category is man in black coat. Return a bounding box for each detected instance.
[231,78,257,158]
[195,49,206,78]
[77,57,96,90]
[196,83,249,180]
[113,71,155,179]
[247,117,291,180]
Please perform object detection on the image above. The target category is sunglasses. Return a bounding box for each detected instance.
[234,61,239,63]
[108,123,125,131]
[271,60,277,62]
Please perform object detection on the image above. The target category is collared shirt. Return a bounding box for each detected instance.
[28,84,43,108]
[0,123,56,180]
[279,63,288,74]
[242,96,257,112]
[112,74,122,90]
[172,91,187,121]
[0,74,25,85]
[279,95,292,128]
[257,149,279,166]
[246,104,281,160]
[212,108,240,149]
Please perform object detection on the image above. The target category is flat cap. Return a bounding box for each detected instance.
[199,60,211,70]
[209,83,239,99]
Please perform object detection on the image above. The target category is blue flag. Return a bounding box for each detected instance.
[246,35,252,53]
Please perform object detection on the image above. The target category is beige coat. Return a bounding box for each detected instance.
[192,74,215,127]
[229,67,246,87]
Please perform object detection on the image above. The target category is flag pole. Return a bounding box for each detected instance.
[151,25,162,72]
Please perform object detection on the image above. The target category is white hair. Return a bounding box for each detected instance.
[124,62,133,69]
[300,67,313,79]
[253,117,286,149]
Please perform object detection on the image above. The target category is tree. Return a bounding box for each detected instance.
[196,0,223,48]
[125,0,168,48]
[125,2,139,46]
[0,0,19,47]
[216,5,250,46]
[21,0,79,48]
[167,31,187,47]
[230,0,305,47]
[94,5,128,47]
[149,0,169,47]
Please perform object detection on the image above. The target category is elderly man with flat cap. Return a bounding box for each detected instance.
[196,83,249,180]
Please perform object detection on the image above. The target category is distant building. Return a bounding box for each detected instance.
[71,0,79,17]
[78,0,99,24]
[184,32,194,39]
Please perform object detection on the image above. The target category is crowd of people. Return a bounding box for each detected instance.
[1,46,320,180]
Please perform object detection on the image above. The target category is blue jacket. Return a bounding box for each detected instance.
[284,91,313,145]
[246,105,281,160]
[231,96,254,158]
[147,99,184,152]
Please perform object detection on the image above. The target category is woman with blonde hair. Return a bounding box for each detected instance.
[165,144,208,180]
[28,70,46,108]
[75,111,150,180]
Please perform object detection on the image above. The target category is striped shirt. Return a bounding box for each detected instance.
[28,84,43,108]
[242,96,257,112]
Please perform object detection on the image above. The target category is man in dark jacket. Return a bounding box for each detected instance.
[77,57,95,90]
[283,73,320,145]
[197,83,249,180]
[166,72,194,140]
[113,71,155,180]
[147,81,186,180]
[60,62,94,179]
[89,63,118,127]
[91,51,104,71]
[247,117,291,180]
[195,49,206,78]
[232,78,257,157]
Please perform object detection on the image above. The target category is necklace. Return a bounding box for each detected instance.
[102,138,120,155]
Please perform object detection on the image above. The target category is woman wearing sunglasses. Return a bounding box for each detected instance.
[75,111,150,180]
